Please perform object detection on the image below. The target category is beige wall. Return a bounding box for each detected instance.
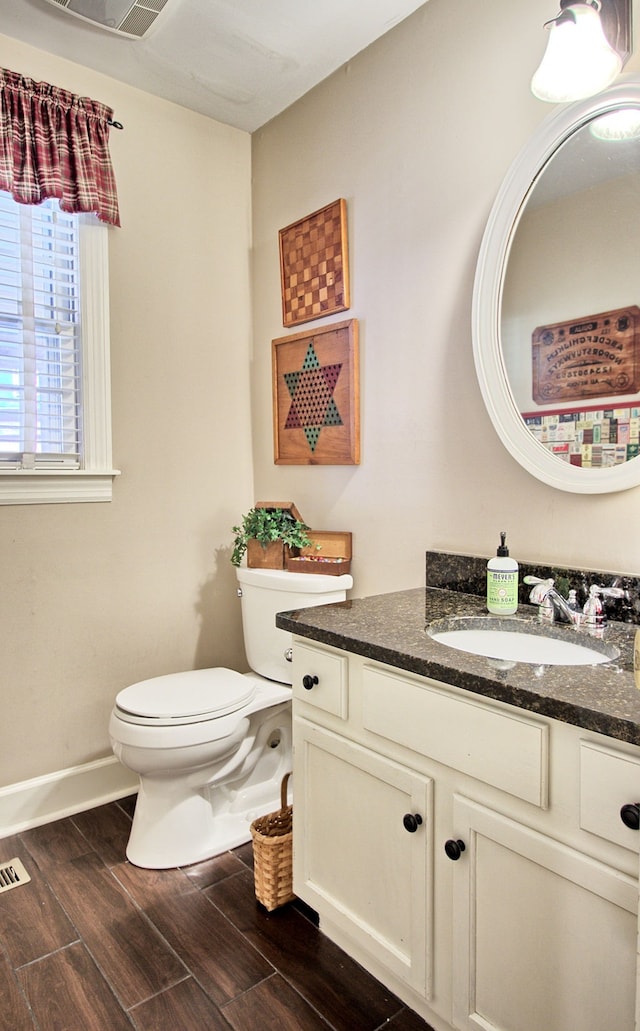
[0,35,254,785]
[3,0,640,793]
[251,0,640,598]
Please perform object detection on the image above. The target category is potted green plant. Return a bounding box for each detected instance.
[231,504,313,569]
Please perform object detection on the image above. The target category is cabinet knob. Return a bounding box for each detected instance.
[444,838,466,861]
[403,813,423,833]
[620,803,640,830]
[302,674,319,691]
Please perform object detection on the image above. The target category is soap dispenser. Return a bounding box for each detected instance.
[487,532,519,615]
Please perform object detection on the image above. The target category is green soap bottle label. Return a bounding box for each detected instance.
[487,570,518,611]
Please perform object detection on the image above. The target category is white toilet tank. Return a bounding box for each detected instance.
[236,566,353,684]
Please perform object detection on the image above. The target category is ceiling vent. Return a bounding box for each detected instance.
[42,0,171,39]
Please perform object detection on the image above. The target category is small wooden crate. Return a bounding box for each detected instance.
[250,773,294,911]
[286,530,352,575]
[247,539,287,569]
[247,503,306,570]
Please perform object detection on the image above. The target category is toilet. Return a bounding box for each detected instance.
[109,566,352,869]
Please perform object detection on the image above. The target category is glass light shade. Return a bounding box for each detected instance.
[531,4,623,103]
[589,106,640,138]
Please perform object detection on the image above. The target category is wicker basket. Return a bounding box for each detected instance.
[250,772,294,911]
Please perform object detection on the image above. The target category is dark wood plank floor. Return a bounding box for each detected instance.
[0,797,434,1031]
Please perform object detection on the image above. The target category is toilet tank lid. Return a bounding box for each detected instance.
[115,668,255,721]
[236,567,353,593]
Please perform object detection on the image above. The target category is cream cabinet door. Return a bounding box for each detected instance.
[293,718,433,997]
[451,795,638,1031]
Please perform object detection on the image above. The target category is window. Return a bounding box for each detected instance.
[0,193,117,503]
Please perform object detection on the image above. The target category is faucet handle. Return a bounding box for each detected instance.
[583,585,605,628]
[524,576,557,622]
[524,576,554,605]
[611,578,640,622]
[583,585,627,631]
[587,583,625,599]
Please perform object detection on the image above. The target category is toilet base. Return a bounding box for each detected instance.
[126,778,289,869]
[124,702,292,869]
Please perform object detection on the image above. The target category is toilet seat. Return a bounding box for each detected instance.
[114,668,256,727]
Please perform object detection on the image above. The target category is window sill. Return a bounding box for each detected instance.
[0,469,121,505]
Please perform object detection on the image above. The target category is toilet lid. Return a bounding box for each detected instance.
[114,668,256,725]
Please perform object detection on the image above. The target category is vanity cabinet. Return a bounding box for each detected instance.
[295,720,432,994]
[451,795,637,1031]
[292,638,640,1031]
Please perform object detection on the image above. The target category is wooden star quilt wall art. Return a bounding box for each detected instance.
[272,319,360,465]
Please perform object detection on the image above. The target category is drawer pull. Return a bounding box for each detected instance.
[402,813,423,833]
[302,674,319,691]
[620,803,640,830]
[444,838,466,861]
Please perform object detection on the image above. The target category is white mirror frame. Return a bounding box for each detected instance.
[472,77,640,494]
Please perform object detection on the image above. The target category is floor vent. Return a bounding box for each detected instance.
[0,858,31,894]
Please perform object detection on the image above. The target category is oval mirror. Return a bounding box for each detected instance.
[473,77,640,493]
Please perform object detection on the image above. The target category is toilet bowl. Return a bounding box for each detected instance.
[109,566,352,869]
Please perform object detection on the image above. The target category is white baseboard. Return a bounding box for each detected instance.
[0,756,138,838]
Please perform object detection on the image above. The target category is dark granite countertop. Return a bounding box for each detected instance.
[277,587,640,746]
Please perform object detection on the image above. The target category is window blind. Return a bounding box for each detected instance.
[0,194,82,468]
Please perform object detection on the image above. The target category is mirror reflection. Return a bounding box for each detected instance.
[501,105,640,470]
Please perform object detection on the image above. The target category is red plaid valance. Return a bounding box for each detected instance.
[0,67,120,226]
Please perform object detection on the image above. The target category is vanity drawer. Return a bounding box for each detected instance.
[292,640,348,719]
[362,665,549,807]
[580,741,640,852]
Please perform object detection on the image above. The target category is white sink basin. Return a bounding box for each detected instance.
[428,619,619,666]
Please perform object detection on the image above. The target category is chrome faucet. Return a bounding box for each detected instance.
[524,576,580,625]
[524,575,625,631]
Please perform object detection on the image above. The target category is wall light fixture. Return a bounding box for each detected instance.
[531,0,632,102]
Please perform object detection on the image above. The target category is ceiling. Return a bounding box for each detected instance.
[0,0,428,132]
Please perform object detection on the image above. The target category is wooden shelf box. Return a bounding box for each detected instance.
[286,531,352,575]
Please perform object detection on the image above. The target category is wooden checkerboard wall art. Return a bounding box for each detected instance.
[272,319,359,465]
[278,199,350,327]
